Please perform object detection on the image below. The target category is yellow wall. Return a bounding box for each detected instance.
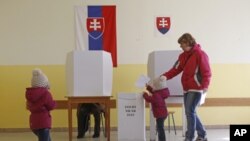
[1,64,250,128]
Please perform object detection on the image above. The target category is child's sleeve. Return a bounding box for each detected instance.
[45,91,56,111]
[143,92,156,103]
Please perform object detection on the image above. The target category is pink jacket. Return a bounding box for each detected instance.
[163,44,211,92]
[26,87,56,130]
[143,88,170,118]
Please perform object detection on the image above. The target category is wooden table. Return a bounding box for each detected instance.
[66,96,112,141]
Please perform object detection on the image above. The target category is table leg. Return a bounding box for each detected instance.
[68,101,72,141]
[105,101,110,141]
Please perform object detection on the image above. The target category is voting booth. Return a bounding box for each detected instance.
[147,50,182,95]
[118,93,146,141]
[65,50,113,96]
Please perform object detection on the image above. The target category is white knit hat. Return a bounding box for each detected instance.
[31,68,50,88]
[150,76,167,91]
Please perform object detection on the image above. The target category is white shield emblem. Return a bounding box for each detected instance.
[86,17,105,39]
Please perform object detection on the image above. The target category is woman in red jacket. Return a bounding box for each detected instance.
[162,33,211,141]
[26,68,56,141]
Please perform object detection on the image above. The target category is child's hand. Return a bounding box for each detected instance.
[146,84,153,93]
[142,92,149,98]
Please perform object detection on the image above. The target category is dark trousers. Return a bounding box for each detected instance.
[77,104,101,137]
[77,111,90,136]
[33,128,51,141]
[156,117,166,141]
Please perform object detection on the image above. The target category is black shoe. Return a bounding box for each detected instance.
[77,133,85,139]
[92,134,100,138]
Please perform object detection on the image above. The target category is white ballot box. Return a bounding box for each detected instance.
[118,93,146,141]
[65,50,113,96]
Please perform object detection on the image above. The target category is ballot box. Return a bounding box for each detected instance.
[118,93,146,141]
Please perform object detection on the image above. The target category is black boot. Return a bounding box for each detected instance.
[92,133,100,138]
[77,133,85,139]
[77,107,85,138]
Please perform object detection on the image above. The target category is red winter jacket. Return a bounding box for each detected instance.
[26,87,56,130]
[163,44,211,92]
[143,88,170,118]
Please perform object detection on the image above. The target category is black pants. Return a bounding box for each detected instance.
[156,117,166,141]
[77,103,101,137]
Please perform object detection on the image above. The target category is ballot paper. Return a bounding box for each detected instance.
[135,75,150,89]
[199,92,207,106]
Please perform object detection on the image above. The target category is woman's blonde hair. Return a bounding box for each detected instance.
[178,33,196,47]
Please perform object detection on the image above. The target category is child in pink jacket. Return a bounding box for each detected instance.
[26,68,56,141]
[143,76,170,141]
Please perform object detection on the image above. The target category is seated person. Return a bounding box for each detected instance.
[77,103,104,138]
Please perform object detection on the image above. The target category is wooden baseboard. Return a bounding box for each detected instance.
[202,98,250,106]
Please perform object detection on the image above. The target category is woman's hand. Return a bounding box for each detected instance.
[203,88,208,94]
